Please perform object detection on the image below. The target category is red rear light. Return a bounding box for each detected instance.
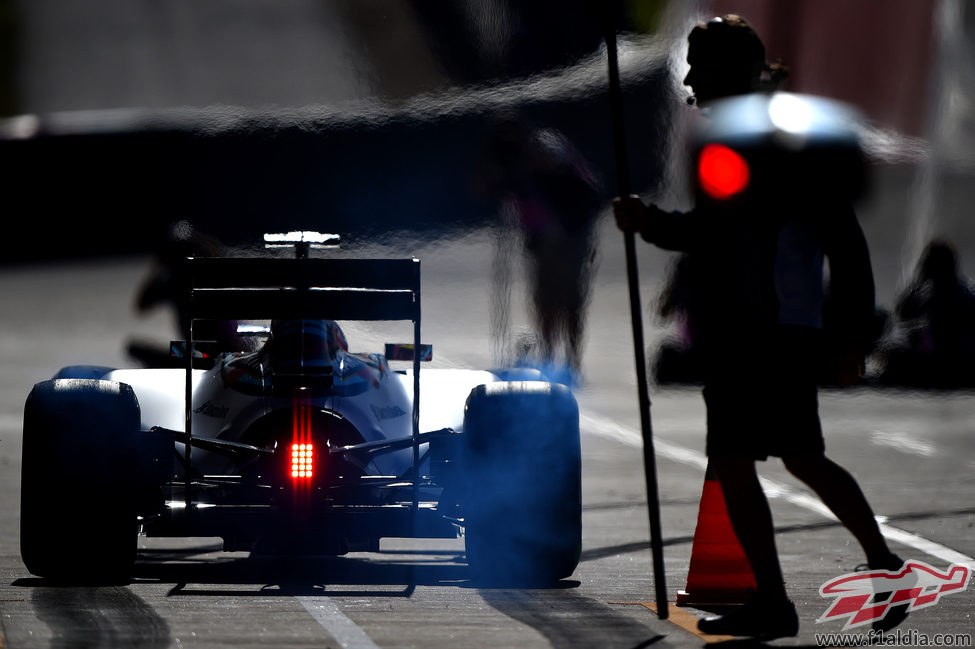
[291,443,314,479]
[698,143,750,199]
[290,399,315,483]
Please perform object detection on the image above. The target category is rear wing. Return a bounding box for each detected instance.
[180,255,423,508]
[184,257,420,322]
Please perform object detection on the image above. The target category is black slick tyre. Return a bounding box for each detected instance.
[461,381,582,586]
[21,379,142,583]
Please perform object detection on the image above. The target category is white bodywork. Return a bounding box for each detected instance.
[106,359,499,477]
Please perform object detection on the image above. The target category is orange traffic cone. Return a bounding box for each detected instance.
[676,463,757,606]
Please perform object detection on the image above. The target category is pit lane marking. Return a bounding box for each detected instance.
[297,596,382,649]
[580,412,975,569]
[870,430,937,457]
[611,601,733,643]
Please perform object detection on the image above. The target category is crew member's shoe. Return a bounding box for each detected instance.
[866,553,909,633]
[697,592,799,640]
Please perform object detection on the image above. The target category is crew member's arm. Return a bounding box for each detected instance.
[823,203,876,385]
[612,195,696,251]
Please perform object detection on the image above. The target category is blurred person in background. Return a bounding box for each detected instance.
[477,112,602,381]
[651,253,705,385]
[879,239,975,387]
[128,220,244,366]
[614,15,905,639]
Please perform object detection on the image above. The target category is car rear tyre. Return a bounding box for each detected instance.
[461,381,581,586]
[21,379,142,583]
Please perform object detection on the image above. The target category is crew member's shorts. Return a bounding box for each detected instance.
[703,326,826,460]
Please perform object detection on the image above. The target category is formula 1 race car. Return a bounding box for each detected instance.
[21,233,581,586]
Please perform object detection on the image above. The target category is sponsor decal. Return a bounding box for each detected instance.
[371,404,408,421]
[193,400,230,418]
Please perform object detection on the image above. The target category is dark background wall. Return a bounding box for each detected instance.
[1,0,674,261]
[2,0,972,279]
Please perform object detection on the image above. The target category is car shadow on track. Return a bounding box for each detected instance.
[481,589,667,649]
[13,546,583,597]
[483,588,828,649]
[23,585,172,649]
[133,550,466,595]
[110,545,580,596]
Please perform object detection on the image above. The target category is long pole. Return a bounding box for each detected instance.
[602,28,669,619]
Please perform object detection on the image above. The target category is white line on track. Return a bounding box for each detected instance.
[580,411,975,569]
[297,596,382,649]
[870,430,937,457]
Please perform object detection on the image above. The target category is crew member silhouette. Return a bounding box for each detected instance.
[615,15,905,639]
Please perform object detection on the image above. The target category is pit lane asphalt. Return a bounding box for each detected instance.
[0,221,973,648]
